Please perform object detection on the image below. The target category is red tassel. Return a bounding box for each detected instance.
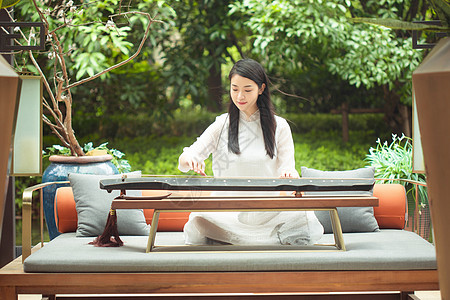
[90,208,124,247]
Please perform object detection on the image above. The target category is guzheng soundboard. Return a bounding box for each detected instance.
[100,176,375,193]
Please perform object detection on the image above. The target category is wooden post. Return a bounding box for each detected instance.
[331,106,382,143]
[0,55,20,268]
[341,102,349,143]
[413,37,450,299]
[0,9,19,268]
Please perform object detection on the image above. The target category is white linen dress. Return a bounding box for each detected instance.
[178,110,323,245]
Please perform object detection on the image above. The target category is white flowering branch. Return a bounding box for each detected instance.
[4,0,162,156]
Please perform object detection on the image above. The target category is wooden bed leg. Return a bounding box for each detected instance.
[400,291,415,300]
[146,210,160,252]
[329,208,346,251]
[0,286,17,299]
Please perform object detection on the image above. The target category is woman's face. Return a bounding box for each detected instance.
[230,74,265,118]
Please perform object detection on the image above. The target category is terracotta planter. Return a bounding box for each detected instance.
[42,155,118,239]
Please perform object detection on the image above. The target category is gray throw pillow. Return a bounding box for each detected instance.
[301,166,379,233]
[69,172,150,237]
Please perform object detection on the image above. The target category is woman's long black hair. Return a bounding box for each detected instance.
[228,58,276,159]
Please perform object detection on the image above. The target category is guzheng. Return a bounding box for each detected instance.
[95,176,377,251]
[100,176,375,193]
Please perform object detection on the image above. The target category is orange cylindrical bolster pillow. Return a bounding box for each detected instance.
[54,188,190,233]
[54,187,78,233]
[54,184,407,233]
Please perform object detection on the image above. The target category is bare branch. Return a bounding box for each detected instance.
[51,31,71,86]
[30,0,71,90]
[0,50,23,55]
[50,21,101,35]
[55,75,64,101]
[42,115,71,148]
[30,0,50,29]
[42,94,62,124]
[1,9,31,47]
[28,50,59,112]
[17,2,163,156]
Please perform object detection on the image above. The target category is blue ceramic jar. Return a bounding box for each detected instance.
[42,155,118,239]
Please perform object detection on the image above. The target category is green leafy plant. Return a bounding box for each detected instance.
[43,142,131,173]
[352,0,450,32]
[365,134,428,209]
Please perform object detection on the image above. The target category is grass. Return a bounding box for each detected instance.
[16,218,49,247]
[104,111,389,175]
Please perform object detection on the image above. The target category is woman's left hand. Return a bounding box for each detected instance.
[279,171,299,178]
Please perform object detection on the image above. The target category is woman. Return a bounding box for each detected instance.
[178,58,323,245]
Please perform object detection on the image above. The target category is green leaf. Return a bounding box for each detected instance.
[83,142,94,152]
[351,17,449,32]
[429,0,450,27]
[0,0,21,9]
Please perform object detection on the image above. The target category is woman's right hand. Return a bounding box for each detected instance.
[188,159,206,176]
[179,153,206,176]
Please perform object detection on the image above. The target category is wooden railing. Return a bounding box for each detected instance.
[21,181,69,262]
[21,178,431,261]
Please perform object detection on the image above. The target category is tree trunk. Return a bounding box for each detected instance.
[63,96,84,156]
[399,104,412,137]
[382,84,412,136]
[66,129,84,156]
[206,62,223,112]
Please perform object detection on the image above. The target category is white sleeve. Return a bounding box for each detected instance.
[275,118,299,177]
[178,114,228,172]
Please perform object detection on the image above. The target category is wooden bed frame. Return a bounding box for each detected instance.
[0,180,439,299]
[0,252,439,299]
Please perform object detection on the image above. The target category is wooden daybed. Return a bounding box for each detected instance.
[0,179,439,299]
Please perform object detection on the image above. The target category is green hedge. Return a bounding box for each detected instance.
[40,111,391,176]
[284,113,389,136]
[70,108,217,141]
[49,111,390,175]
[70,109,389,141]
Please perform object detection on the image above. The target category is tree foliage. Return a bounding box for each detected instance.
[230,0,424,101]
[228,0,433,134]
[154,0,246,112]
[10,0,438,139]
[14,0,154,81]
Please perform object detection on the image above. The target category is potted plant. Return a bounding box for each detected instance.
[365,134,430,240]
[1,0,162,238]
[5,0,159,156]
